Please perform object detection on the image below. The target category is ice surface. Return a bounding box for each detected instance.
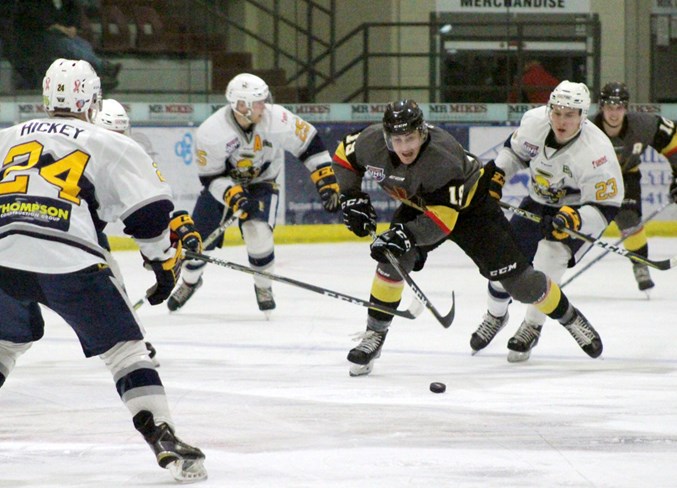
[2,238,677,487]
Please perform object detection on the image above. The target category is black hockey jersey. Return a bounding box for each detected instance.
[591,111,677,174]
[332,124,482,246]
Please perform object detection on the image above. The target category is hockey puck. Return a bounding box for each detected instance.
[429,382,446,394]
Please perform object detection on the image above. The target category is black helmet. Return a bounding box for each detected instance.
[599,82,630,106]
[382,99,428,150]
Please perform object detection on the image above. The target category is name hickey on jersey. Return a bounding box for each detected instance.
[20,121,86,139]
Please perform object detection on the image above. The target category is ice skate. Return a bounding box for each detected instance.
[507,320,542,363]
[632,263,655,296]
[470,312,509,354]
[133,410,207,483]
[145,341,160,368]
[167,278,203,312]
[254,285,275,319]
[347,329,387,377]
[562,308,603,358]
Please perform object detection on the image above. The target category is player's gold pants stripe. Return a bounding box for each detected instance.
[534,279,562,316]
[623,226,647,251]
[371,273,404,303]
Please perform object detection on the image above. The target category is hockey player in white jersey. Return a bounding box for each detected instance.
[0,59,206,482]
[94,98,160,366]
[471,80,623,362]
[167,73,340,316]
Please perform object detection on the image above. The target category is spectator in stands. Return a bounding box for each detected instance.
[12,0,121,91]
[508,59,560,104]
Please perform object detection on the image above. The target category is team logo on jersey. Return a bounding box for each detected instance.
[522,141,539,157]
[365,165,385,182]
[230,155,261,183]
[532,174,566,203]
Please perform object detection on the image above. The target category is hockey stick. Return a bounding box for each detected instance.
[132,211,243,310]
[561,201,673,287]
[498,201,677,271]
[183,250,425,320]
[370,232,455,328]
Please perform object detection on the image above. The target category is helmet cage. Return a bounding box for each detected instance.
[382,99,429,151]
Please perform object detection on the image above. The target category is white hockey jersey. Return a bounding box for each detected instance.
[496,106,624,234]
[0,117,173,273]
[195,104,331,201]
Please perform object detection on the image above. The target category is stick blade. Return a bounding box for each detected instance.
[440,291,455,328]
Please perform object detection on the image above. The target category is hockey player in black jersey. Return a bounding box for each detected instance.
[332,99,603,376]
[591,81,677,293]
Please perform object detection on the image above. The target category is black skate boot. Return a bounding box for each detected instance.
[470,312,509,354]
[167,278,203,312]
[133,410,207,482]
[507,320,542,363]
[254,285,275,318]
[562,308,603,358]
[632,263,655,294]
[145,341,160,368]
[347,329,388,377]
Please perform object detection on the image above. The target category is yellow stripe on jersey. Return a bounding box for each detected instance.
[332,141,354,171]
[424,205,459,234]
[420,167,482,234]
[533,278,562,316]
[661,131,677,158]
[371,272,404,304]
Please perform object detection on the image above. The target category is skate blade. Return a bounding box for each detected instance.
[349,362,374,377]
[507,350,531,363]
[167,458,208,483]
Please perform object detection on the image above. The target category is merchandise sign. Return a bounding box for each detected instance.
[436,0,591,14]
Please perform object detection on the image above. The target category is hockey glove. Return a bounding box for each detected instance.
[311,165,340,212]
[339,192,377,237]
[169,210,202,253]
[143,240,183,305]
[370,224,414,263]
[541,206,581,241]
[488,161,506,200]
[224,184,259,218]
[670,176,677,203]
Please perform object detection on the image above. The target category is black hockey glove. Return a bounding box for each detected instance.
[311,165,340,212]
[370,224,414,263]
[225,184,259,218]
[670,176,677,203]
[169,210,202,253]
[487,160,506,200]
[541,206,581,241]
[339,192,377,237]
[143,240,184,305]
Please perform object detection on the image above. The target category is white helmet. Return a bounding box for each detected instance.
[43,58,101,121]
[225,73,270,118]
[95,99,130,133]
[547,80,591,124]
